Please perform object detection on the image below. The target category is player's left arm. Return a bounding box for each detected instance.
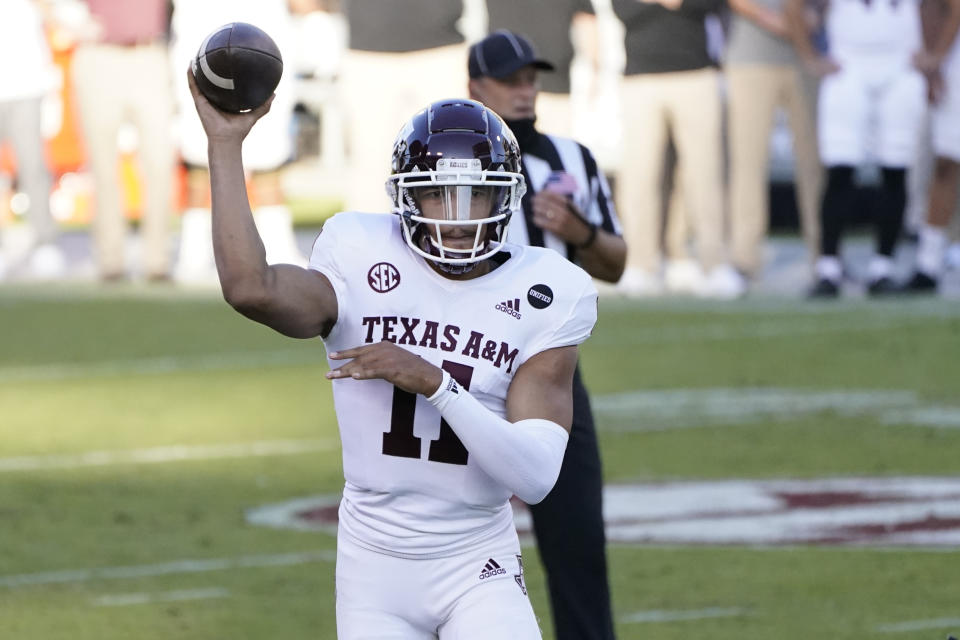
[326,342,579,504]
[326,342,578,428]
[504,345,578,429]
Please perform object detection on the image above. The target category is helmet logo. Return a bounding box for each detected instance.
[437,158,482,171]
[368,262,401,293]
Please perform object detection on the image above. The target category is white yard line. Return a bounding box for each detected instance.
[0,439,336,472]
[93,587,230,607]
[0,551,336,588]
[592,388,960,431]
[621,607,748,624]
[876,618,960,633]
[0,349,319,383]
[600,296,960,318]
[591,314,951,346]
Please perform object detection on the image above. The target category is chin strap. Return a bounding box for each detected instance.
[436,261,479,275]
[414,226,486,274]
[426,370,569,504]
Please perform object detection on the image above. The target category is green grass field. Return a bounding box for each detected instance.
[1,284,959,640]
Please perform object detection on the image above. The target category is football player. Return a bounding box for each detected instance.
[787,0,932,297]
[188,67,597,640]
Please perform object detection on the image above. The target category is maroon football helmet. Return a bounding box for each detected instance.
[385,99,526,272]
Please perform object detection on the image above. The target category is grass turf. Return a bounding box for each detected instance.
[1,286,958,639]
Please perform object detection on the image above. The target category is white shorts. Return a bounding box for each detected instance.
[818,58,927,167]
[335,526,542,640]
[933,43,960,162]
[170,0,294,170]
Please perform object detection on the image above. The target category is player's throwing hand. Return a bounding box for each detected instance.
[187,68,274,143]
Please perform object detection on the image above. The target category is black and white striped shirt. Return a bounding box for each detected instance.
[509,132,622,263]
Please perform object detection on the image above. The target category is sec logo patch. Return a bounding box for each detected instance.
[368,262,400,293]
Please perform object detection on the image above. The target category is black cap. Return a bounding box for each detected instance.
[468,30,555,80]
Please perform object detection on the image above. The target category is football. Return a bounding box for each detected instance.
[192,22,283,113]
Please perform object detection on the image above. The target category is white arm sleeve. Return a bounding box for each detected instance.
[426,370,569,505]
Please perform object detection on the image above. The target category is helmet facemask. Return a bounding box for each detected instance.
[387,157,525,273]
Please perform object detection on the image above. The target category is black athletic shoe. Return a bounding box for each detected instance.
[807,278,840,299]
[899,271,938,293]
[867,276,899,297]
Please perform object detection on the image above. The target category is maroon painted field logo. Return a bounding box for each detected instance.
[368,262,400,293]
[246,477,960,548]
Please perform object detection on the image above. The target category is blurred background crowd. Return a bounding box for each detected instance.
[1,0,958,298]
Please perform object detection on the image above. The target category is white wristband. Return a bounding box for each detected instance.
[426,369,459,412]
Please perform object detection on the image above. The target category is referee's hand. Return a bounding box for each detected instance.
[531,190,594,247]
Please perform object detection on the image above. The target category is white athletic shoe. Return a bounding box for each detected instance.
[664,259,705,295]
[617,267,664,298]
[697,264,747,300]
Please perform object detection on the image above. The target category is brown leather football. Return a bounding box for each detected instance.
[192,22,283,113]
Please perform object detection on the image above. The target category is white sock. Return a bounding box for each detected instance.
[916,225,948,277]
[867,254,893,282]
[815,256,842,282]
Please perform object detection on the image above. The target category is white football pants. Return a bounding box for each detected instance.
[335,525,542,639]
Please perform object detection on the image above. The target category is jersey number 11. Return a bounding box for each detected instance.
[382,360,473,465]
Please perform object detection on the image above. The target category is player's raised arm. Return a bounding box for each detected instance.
[187,69,337,338]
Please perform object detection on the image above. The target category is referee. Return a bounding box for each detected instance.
[468,30,626,640]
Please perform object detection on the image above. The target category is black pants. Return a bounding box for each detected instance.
[529,366,616,640]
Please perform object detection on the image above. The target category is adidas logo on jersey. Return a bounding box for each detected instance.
[495,298,522,319]
[479,558,507,580]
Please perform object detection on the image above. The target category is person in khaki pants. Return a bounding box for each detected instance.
[71,0,175,282]
[340,0,468,215]
[726,0,822,281]
[613,0,745,299]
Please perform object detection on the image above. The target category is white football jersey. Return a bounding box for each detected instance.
[826,0,922,60]
[309,212,598,558]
